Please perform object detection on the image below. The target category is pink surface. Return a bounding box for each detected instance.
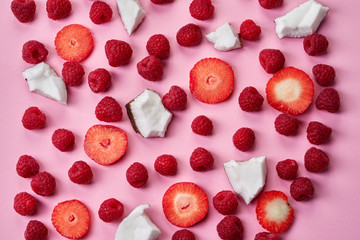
[1,0,360,239]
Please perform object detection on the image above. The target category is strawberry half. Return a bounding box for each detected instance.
[84,124,128,165]
[266,67,314,115]
[190,58,234,104]
[162,182,209,227]
[51,200,90,239]
[256,190,294,234]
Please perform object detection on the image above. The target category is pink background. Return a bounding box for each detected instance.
[1,0,360,239]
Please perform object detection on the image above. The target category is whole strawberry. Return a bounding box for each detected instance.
[11,0,36,23]
[189,0,214,21]
[95,96,123,122]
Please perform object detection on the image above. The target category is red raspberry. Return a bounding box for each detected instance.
[24,220,48,240]
[190,147,214,171]
[176,23,202,47]
[290,177,314,201]
[126,162,148,188]
[303,33,328,56]
[274,114,299,136]
[189,0,214,21]
[154,154,177,176]
[162,85,187,111]
[88,68,112,93]
[258,0,283,9]
[46,0,72,20]
[151,0,173,4]
[306,121,332,145]
[238,86,264,112]
[11,0,36,23]
[30,171,56,196]
[22,40,48,64]
[254,232,280,240]
[137,55,164,81]
[52,128,75,151]
[232,127,255,152]
[22,106,46,130]
[191,115,213,136]
[16,155,40,178]
[13,192,37,216]
[98,198,124,222]
[89,1,112,24]
[95,96,123,122]
[213,190,238,215]
[259,49,285,74]
[68,161,93,184]
[62,61,85,86]
[304,147,329,173]
[105,39,133,67]
[146,34,170,59]
[217,216,244,240]
[240,19,261,41]
[276,159,298,180]
[172,229,196,240]
[312,64,335,87]
[315,88,340,113]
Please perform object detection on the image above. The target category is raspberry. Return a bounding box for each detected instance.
[146,34,170,59]
[68,161,93,184]
[217,216,244,240]
[154,154,177,176]
[98,198,124,222]
[238,86,264,112]
[304,147,329,173]
[151,0,173,4]
[172,229,196,240]
[95,96,123,122]
[176,23,202,47]
[105,39,133,67]
[162,85,187,111]
[315,88,340,113]
[16,155,39,178]
[259,49,285,74]
[88,68,112,93]
[24,220,48,240]
[312,64,335,87]
[254,232,280,240]
[303,33,328,56]
[89,1,112,24]
[232,127,255,152]
[137,55,164,81]
[21,106,46,130]
[189,0,214,21]
[13,192,37,216]
[306,121,332,145]
[11,0,36,23]
[258,0,283,9]
[126,162,148,188]
[274,114,299,136]
[240,19,261,41]
[22,40,48,64]
[62,61,85,86]
[52,128,75,151]
[191,115,213,136]
[46,0,72,20]
[276,159,298,180]
[290,177,314,201]
[213,190,238,215]
[30,171,56,196]
[189,147,214,171]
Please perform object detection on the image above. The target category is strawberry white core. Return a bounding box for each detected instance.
[274,79,302,102]
[265,199,291,223]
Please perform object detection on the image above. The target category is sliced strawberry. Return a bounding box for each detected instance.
[55,24,94,62]
[162,182,209,227]
[190,58,234,104]
[256,190,294,234]
[51,200,90,239]
[266,67,314,115]
[84,124,128,165]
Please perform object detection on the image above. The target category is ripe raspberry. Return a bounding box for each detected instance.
[290,177,314,201]
[303,33,328,56]
[189,0,214,21]
[46,0,71,20]
[315,88,340,113]
[238,86,264,112]
[62,61,85,86]
[13,192,37,216]
[126,162,148,188]
[259,49,285,74]
[254,232,280,240]
[98,198,124,222]
[52,128,75,152]
[30,171,56,196]
[240,19,261,41]
[258,0,283,9]
[232,127,255,152]
[11,0,36,23]
[88,68,112,93]
[217,216,244,240]
[306,121,332,145]
[89,1,112,24]
[172,229,196,240]
[105,39,133,67]
[190,147,214,171]
[312,64,335,87]
[151,0,173,4]
[176,23,202,47]
[137,55,163,81]
[95,96,123,122]
[24,220,48,240]
[162,85,187,111]
[191,115,213,136]
[154,154,177,176]
[304,147,329,173]
[213,190,238,215]
[68,161,93,184]
[22,106,46,130]
[146,34,170,59]
[22,40,48,64]
[16,155,39,178]
[274,114,299,136]
[276,159,298,180]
